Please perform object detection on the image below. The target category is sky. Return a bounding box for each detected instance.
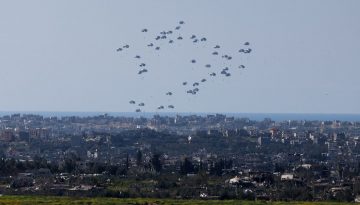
[0,0,359,114]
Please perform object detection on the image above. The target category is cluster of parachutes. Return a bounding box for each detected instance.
[116,20,252,112]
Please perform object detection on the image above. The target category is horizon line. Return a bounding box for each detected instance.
[1,111,360,115]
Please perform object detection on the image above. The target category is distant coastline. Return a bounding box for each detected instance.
[1,111,360,122]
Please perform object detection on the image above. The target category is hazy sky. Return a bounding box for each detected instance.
[0,0,359,114]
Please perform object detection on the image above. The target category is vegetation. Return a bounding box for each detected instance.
[0,195,355,205]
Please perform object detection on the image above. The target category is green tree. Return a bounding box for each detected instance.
[151,153,162,173]
[180,157,194,175]
[136,150,142,166]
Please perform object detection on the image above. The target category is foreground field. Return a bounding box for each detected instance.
[0,196,354,205]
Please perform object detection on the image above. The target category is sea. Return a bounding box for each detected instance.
[1,111,360,122]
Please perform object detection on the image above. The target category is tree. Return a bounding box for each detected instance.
[151,153,162,173]
[33,155,47,169]
[136,150,142,166]
[64,158,76,173]
[210,158,230,176]
[180,157,194,175]
[125,153,130,170]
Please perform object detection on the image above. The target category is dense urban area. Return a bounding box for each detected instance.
[0,113,360,202]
